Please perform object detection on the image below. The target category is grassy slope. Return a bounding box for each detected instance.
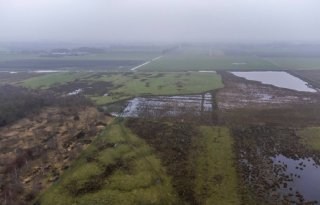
[91,72,223,105]
[21,72,89,89]
[192,126,241,205]
[297,127,320,150]
[39,120,179,205]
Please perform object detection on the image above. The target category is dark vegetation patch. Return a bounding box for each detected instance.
[65,159,127,197]
[0,84,94,127]
[149,73,165,78]
[175,81,183,88]
[0,84,106,205]
[126,118,199,205]
[0,85,50,126]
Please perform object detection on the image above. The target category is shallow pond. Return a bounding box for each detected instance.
[120,93,213,117]
[272,154,320,203]
[231,71,317,92]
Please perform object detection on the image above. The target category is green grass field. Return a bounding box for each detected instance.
[192,126,241,205]
[39,120,180,205]
[266,57,320,70]
[21,72,89,89]
[139,55,280,71]
[139,53,320,72]
[90,72,223,104]
[20,71,223,105]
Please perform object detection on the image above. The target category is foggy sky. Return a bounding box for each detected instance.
[0,0,320,43]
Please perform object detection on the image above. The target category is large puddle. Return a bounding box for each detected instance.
[231,71,317,92]
[120,93,213,118]
[272,155,320,203]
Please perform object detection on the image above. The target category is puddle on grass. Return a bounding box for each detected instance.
[67,89,82,96]
[119,93,213,117]
[231,71,317,92]
[272,155,320,203]
[31,70,69,73]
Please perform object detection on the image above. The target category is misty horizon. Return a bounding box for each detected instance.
[1,0,320,44]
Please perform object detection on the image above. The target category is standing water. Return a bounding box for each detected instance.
[231,71,317,92]
[272,154,320,203]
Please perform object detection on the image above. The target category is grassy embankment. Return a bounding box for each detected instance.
[39,119,180,205]
[193,126,241,205]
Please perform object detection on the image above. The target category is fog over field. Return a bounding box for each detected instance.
[0,0,320,43]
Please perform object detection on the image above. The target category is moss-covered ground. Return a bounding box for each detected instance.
[192,126,241,205]
[38,119,180,205]
[297,127,320,151]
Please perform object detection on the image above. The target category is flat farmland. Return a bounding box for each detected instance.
[139,55,281,71]
[0,50,161,71]
[138,47,320,72]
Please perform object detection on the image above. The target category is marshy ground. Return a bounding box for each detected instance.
[1,66,320,204]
